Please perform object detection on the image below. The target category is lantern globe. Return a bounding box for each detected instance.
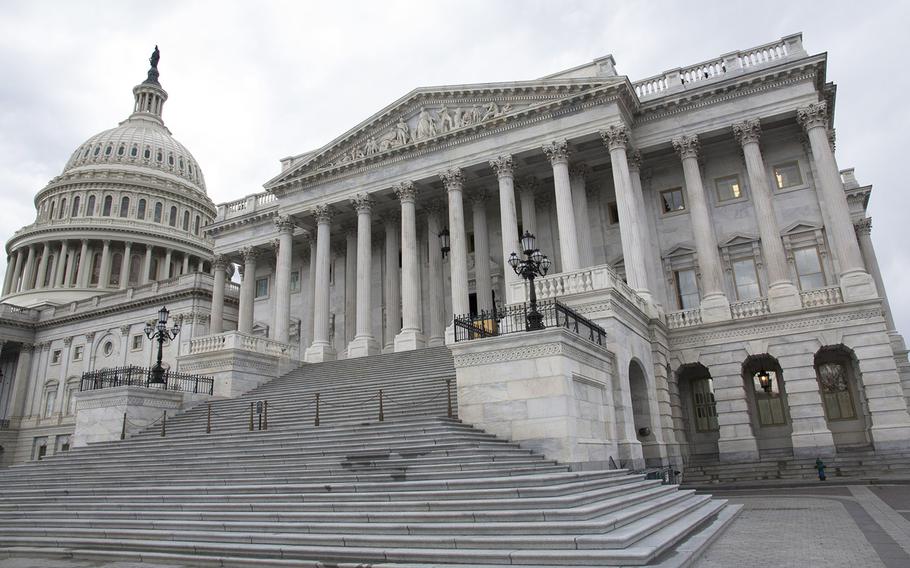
[520,231,536,254]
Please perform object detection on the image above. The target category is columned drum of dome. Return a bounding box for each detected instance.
[2,48,217,307]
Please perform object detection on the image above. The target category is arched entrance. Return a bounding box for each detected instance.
[677,363,719,461]
[628,359,662,466]
[815,345,871,449]
[742,354,793,456]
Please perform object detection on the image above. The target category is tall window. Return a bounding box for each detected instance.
[153,202,162,223]
[85,195,95,217]
[194,215,201,235]
[817,362,857,420]
[129,255,141,285]
[732,258,761,300]
[110,253,122,286]
[773,161,803,190]
[137,199,146,220]
[71,196,80,217]
[752,371,787,426]
[793,247,825,290]
[120,196,130,218]
[90,253,101,286]
[674,269,699,310]
[169,206,177,227]
[44,389,57,418]
[182,211,190,231]
[255,277,269,298]
[59,198,67,219]
[715,175,742,202]
[691,377,718,432]
[660,188,685,213]
[290,270,300,293]
[49,201,56,220]
[102,195,112,216]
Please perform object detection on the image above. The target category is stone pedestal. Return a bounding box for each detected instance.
[72,386,186,447]
[449,328,619,469]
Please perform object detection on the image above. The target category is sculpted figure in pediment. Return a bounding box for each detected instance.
[415,107,437,141]
[364,136,379,156]
[438,105,454,133]
[471,104,482,124]
[452,107,463,128]
[497,103,513,117]
[481,102,499,122]
[378,128,398,152]
[395,116,411,146]
[461,108,473,126]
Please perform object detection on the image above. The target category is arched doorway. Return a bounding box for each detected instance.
[677,363,719,461]
[628,359,661,466]
[815,346,871,450]
[742,354,793,456]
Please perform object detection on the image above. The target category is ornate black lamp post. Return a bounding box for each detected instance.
[144,306,180,384]
[439,228,451,258]
[508,231,551,331]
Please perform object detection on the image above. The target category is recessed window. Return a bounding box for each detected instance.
[73,346,84,361]
[793,247,825,290]
[102,195,112,216]
[154,202,163,223]
[660,188,685,213]
[131,335,143,351]
[692,377,718,432]
[93,146,101,156]
[59,198,67,219]
[85,195,95,217]
[752,371,787,426]
[607,202,620,224]
[120,196,130,218]
[817,361,857,420]
[290,271,300,293]
[137,199,146,220]
[182,211,190,231]
[130,145,138,157]
[169,206,177,227]
[117,144,125,156]
[732,258,761,300]
[44,392,56,418]
[71,196,80,217]
[105,145,112,156]
[255,277,269,298]
[715,175,743,202]
[194,215,201,235]
[156,150,163,162]
[773,161,803,190]
[674,268,699,310]
[143,147,151,159]
[51,350,62,365]
[103,341,113,356]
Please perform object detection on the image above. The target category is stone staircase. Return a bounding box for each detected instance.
[683,448,910,486]
[0,346,738,567]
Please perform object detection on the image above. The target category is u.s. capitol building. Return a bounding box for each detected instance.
[0,32,907,476]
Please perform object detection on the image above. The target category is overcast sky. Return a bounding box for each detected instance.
[1,0,908,334]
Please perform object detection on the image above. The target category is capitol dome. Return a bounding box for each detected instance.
[1,47,217,307]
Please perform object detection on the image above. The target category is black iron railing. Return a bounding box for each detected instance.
[454,299,606,346]
[80,365,214,395]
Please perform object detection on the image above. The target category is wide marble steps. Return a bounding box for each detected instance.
[0,347,738,567]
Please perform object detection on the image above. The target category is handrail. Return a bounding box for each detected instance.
[454,299,606,347]
[80,365,214,395]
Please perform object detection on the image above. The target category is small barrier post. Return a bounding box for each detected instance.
[314,393,320,427]
[446,379,454,419]
[120,412,127,440]
[206,403,212,434]
[249,402,254,431]
[160,411,167,437]
[379,389,384,422]
[263,401,269,431]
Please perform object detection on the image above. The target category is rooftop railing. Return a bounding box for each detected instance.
[454,299,607,347]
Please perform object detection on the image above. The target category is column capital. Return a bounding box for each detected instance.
[270,238,281,254]
[85,331,96,343]
[350,193,374,214]
[439,168,464,192]
[212,254,228,270]
[732,118,762,146]
[672,134,700,160]
[394,181,419,202]
[119,324,132,336]
[274,213,295,234]
[516,175,538,196]
[468,189,489,206]
[63,336,73,347]
[542,139,570,165]
[855,216,872,236]
[489,154,514,179]
[600,124,630,151]
[626,148,642,172]
[123,240,133,248]
[568,163,590,181]
[102,239,111,247]
[239,246,260,263]
[797,101,829,131]
[20,342,35,353]
[312,204,335,224]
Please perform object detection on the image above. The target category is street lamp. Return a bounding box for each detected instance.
[144,306,180,384]
[508,231,551,331]
[439,228,451,258]
[756,370,773,393]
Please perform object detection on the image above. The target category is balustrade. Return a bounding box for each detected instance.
[666,308,703,329]
[800,286,844,308]
[730,297,770,320]
[510,263,649,314]
[189,331,300,359]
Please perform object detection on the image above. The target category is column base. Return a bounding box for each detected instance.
[427,335,446,347]
[347,336,380,358]
[700,293,731,323]
[767,281,802,313]
[840,270,879,302]
[305,342,337,363]
[717,437,760,462]
[394,328,426,352]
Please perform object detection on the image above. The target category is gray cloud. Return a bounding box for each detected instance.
[2,0,908,335]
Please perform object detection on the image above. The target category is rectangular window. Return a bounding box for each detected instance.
[131,335,143,351]
[607,202,620,224]
[793,247,826,290]
[692,377,719,432]
[674,269,700,310]
[255,277,269,298]
[290,270,300,293]
[715,175,743,202]
[44,391,56,418]
[773,161,803,190]
[72,346,84,361]
[51,350,62,365]
[732,258,761,300]
[660,188,685,214]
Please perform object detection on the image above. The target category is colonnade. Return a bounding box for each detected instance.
[220,106,878,360]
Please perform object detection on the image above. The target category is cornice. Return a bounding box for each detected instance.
[205,208,279,237]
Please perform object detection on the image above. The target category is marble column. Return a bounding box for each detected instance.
[672,135,730,322]
[34,243,50,289]
[1,256,14,296]
[306,205,337,362]
[237,246,257,335]
[627,152,667,307]
[7,343,34,419]
[210,255,227,335]
[348,194,379,357]
[543,139,581,272]
[394,182,425,351]
[76,240,90,288]
[855,218,896,330]
[119,242,132,290]
[305,237,318,348]
[273,215,295,345]
[6,249,23,294]
[733,119,801,312]
[63,246,76,288]
[142,246,153,285]
[21,245,36,291]
[98,240,112,288]
[490,155,522,304]
[441,169,470,319]
[343,225,358,347]
[776,349,837,458]
[52,242,67,289]
[424,202,446,346]
[517,176,538,236]
[798,102,877,301]
[569,163,594,268]
[382,213,401,351]
[601,126,654,304]
[182,254,190,276]
[163,250,173,280]
[470,190,493,312]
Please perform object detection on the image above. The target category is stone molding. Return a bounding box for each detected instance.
[854,217,872,236]
[453,341,561,368]
[516,176,538,195]
[568,163,590,180]
[626,149,642,172]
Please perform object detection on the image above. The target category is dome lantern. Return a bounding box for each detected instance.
[129,46,168,127]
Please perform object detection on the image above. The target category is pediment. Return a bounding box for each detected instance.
[720,232,758,247]
[663,244,696,258]
[266,77,630,190]
[780,220,821,235]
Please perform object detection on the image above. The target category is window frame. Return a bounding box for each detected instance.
[674,268,700,311]
[659,187,686,216]
[772,160,804,191]
[255,276,270,299]
[714,174,746,204]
